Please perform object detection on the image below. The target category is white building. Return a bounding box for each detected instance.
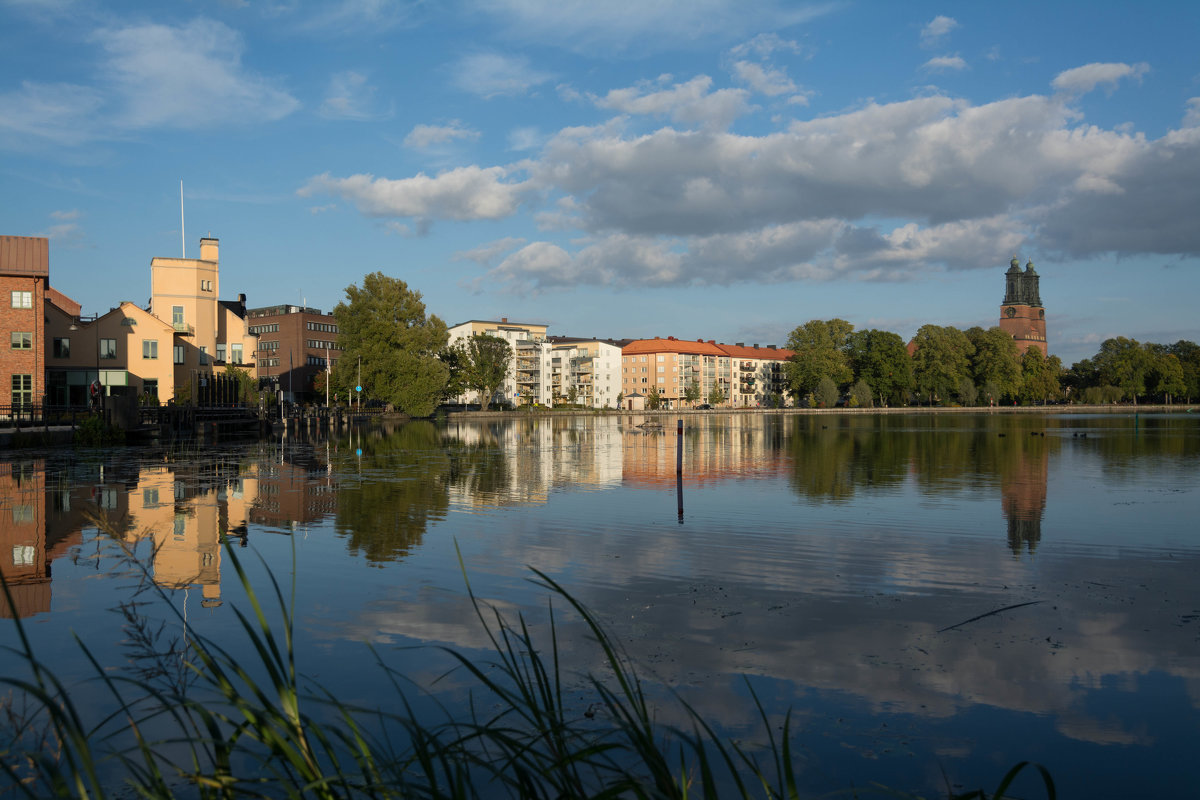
[550,338,625,409]
[447,318,552,407]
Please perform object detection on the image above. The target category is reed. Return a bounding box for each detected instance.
[0,532,1055,800]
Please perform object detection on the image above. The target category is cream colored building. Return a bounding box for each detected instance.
[448,318,551,406]
[550,338,624,409]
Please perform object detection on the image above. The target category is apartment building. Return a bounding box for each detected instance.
[1,236,49,410]
[549,337,627,409]
[621,337,793,408]
[247,305,340,402]
[448,318,551,406]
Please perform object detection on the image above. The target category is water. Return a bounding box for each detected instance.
[2,412,1199,795]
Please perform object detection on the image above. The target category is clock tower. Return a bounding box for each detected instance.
[999,257,1047,355]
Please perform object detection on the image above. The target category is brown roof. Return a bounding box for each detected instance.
[623,337,793,360]
[0,236,49,277]
[46,286,81,317]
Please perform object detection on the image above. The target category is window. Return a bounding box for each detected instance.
[143,488,160,508]
[199,346,208,366]
[174,345,185,364]
[100,338,116,359]
[142,340,158,359]
[53,338,70,358]
[10,291,32,309]
[144,379,158,398]
[172,306,184,326]
[10,332,32,350]
[230,343,243,364]
[11,374,32,408]
[216,344,226,362]
[260,340,279,351]
[200,279,212,292]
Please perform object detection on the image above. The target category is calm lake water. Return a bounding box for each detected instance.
[3,412,1199,796]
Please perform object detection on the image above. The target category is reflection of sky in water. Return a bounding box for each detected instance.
[2,413,1198,796]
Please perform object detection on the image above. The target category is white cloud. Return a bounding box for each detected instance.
[96,19,299,129]
[1185,98,1200,128]
[729,32,803,60]
[451,52,553,98]
[50,209,81,221]
[920,15,958,47]
[292,0,422,34]
[299,166,528,222]
[507,126,543,151]
[320,71,386,120]
[731,61,797,97]
[592,75,752,129]
[0,81,105,147]
[922,55,967,72]
[1051,62,1150,95]
[403,121,480,148]
[453,237,528,265]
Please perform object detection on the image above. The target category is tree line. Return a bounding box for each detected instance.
[321,274,1198,416]
[785,319,1198,408]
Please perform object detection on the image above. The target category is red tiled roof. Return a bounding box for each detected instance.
[623,337,793,360]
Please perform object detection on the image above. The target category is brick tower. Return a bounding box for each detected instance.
[999,257,1047,355]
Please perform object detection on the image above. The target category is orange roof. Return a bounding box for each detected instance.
[623,337,792,360]
[0,236,49,277]
[46,286,81,316]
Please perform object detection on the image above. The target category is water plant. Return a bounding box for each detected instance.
[0,529,1056,799]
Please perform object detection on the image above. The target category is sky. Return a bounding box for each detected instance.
[3,0,1199,366]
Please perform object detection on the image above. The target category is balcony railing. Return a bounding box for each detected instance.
[173,322,195,335]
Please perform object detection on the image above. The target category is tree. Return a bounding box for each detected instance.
[684,379,702,407]
[567,385,579,406]
[439,343,470,401]
[1019,348,1062,404]
[1063,358,1099,402]
[225,363,257,403]
[707,384,726,407]
[848,379,874,408]
[646,386,663,410]
[1168,340,1200,402]
[966,327,1022,402]
[847,329,913,406]
[1093,337,1151,404]
[1145,347,1186,404]
[460,334,512,411]
[814,377,839,408]
[785,319,854,400]
[910,325,974,404]
[333,272,449,417]
[957,377,979,406]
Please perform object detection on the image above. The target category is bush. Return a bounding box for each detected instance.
[72,414,124,447]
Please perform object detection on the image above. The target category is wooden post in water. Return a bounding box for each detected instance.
[676,418,684,521]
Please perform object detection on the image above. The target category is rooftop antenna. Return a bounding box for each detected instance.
[180,180,186,258]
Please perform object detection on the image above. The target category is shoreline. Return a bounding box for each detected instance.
[445,403,1193,420]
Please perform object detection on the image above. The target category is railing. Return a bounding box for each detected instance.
[172,322,195,334]
[0,404,94,428]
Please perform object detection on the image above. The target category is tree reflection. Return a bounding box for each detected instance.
[333,421,450,564]
[786,416,908,502]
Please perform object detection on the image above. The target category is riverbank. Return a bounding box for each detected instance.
[446,403,1192,420]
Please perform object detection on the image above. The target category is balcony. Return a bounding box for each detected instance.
[173,322,194,335]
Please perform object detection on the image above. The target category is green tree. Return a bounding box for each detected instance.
[966,326,1022,402]
[684,379,702,407]
[847,329,913,406]
[1145,347,1186,404]
[910,325,974,404]
[439,343,470,400]
[814,376,839,408]
[1093,337,1151,404]
[1063,357,1099,403]
[1019,348,1062,404]
[785,319,854,400]
[225,363,257,403]
[646,386,663,410]
[957,377,979,406]
[1168,340,1200,402]
[567,384,579,406]
[461,334,512,411]
[333,272,449,417]
[848,379,874,408]
[707,384,726,407]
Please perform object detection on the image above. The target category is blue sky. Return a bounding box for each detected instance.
[3,0,1198,366]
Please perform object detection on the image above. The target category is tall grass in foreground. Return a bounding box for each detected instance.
[0,528,1055,800]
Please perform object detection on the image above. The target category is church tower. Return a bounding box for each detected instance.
[999,257,1047,355]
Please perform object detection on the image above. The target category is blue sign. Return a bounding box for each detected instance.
[355,385,362,392]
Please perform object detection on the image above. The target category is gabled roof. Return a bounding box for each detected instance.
[622,337,793,360]
[46,286,81,317]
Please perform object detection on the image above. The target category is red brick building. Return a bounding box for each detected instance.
[1,236,49,410]
[999,257,1048,355]
[247,304,341,403]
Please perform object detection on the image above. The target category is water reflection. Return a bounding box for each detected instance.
[2,413,1198,795]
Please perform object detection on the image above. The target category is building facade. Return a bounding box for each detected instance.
[248,305,340,403]
[1,236,49,410]
[448,318,551,407]
[549,338,626,409]
[620,337,792,408]
[999,257,1048,355]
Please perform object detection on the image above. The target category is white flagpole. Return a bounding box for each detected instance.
[180,180,185,257]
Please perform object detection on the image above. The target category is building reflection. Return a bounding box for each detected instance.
[1001,436,1048,554]
[0,461,51,619]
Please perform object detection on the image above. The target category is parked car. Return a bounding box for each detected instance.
[696,403,712,410]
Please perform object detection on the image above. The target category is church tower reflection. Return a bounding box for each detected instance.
[999,435,1049,554]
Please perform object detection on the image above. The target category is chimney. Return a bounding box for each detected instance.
[501,317,508,323]
[736,342,744,347]
[199,237,218,263]
[753,343,759,349]
[238,293,246,313]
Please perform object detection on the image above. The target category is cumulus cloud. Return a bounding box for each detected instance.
[320,71,386,120]
[452,52,553,98]
[922,55,967,72]
[591,75,752,129]
[96,19,299,129]
[403,121,480,148]
[299,166,529,222]
[920,15,958,46]
[1051,62,1150,95]
[732,61,797,96]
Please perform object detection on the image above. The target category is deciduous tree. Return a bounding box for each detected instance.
[966,326,1021,402]
[847,329,913,406]
[461,334,512,411]
[333,272,449,417]
[785,319,854,400]
[910,325,974,404]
